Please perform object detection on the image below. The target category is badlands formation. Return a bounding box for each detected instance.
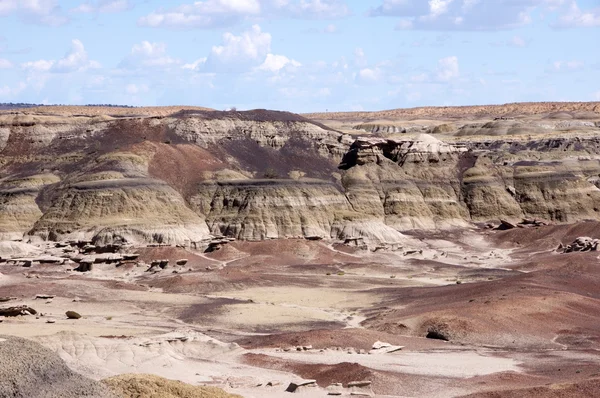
[0,102,600,397]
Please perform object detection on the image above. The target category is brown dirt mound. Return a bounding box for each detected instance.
[243,353,373,387]
[463,378,600,398]
[103,374,241,398]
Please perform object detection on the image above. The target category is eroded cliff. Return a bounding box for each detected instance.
[2,106,600,250]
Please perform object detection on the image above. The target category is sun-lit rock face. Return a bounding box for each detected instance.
[340,135,471,230]
[2,106,600,249]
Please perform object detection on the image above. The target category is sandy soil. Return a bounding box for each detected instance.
[2,225,600,397]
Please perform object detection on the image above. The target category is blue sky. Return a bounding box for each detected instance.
[0,0,598,112]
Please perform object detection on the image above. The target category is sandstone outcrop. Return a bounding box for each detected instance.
[2,106,600,249]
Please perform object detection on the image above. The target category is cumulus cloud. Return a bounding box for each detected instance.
[553,1,600,27]
[0,0,68,26]
[547,60,585,72]
[371,0,595,30]
[119,41,180,69]
[71,0,132,14]
[21,39,100,73]
[182,58,207,71]
[508,35,527,47]
[0,58,12,69]
[138,0,350,29]
[138,0,261,29]
[436,56,459,81]
[355,67,383,84]
[125,83,149,95]
[257,54,301,73]
[204,24,271,72]
[0,81,27,98]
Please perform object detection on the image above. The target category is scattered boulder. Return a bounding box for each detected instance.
[561,237,599,253]
[74,259,93,272]
[122,254,139,261]
[176,259,188,266]
[327,383,343,396]
[370,341,404,354]
[497,220,517,230]
[0,305,38,317]
[65,311,82,320]
[285,379,318,393]
[0,297,16,303]
[348,380,374,397]
[35,294,55,300]
[35,256,65,265]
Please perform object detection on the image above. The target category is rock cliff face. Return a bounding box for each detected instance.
[2,107,600,249]
[342,134,600,227]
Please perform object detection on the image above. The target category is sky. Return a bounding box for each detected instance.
[0,0,599,112]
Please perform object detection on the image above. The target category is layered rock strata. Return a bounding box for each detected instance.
[2,108,600,249]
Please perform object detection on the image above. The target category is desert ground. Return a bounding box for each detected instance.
[1,102,600,397]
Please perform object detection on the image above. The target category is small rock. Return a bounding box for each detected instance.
[35,294,55,300]
[0,305,37,317]
[65,311,81,319]
[285,380,317,393]
[176,259,188,266]
[46,319,56,324]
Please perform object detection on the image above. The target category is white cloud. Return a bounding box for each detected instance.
[53,39,99,73]
[138,0,261,29]
[21,39,100,73]
[125,83,149,95]
[182,58,207,71]
[119,41,180,69]
[138,0,349,29]
[22,59,55,72]
[354,47,367,67]
[323,23,337,33]
[205,24,271,71]
[554,1,600,27]
[547,60,585,72]
[0,81,26,98]
[0,58,12,69]
[0,0,68,26]
[436,56,459,81]
[257,53,301,73]
[72,0,132,14]
[371,0,594,30]
[410,73,428,83]
[282,0,350,19]
[355,67,382,84]
[509,35,527,47]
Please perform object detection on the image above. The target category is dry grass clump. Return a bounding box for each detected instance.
[103,374,242,398]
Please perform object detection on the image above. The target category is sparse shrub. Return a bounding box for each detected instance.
[263,168,279,179]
